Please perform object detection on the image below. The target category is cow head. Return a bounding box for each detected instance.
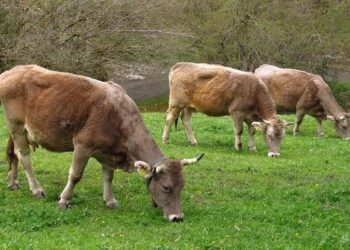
[134,153,204,222]
[252,119,292,157]
[327,114,350,139]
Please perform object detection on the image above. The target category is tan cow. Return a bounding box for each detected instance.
[163,62,291,157]
[255,64,350,139]
[0,65,204,222]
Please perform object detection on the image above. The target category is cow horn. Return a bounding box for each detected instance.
[326,115,335,121]
[155,164,168,174]
[181,152,204,166]
[263,119,272,125]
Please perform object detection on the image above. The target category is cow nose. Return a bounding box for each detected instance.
[168,214,184,222]
[268,152,280,157]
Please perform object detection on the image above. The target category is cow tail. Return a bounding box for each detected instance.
[174,110,184,131]
[175,117,179,130]
[7,135,18,173]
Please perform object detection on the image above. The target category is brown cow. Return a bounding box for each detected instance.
[162,62,291,157]
[255,64,350,139]
[0,65,204,222]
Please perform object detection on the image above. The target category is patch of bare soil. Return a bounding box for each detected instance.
[111,65,169,100]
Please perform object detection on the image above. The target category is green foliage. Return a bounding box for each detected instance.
[178,0,350,72]
[329,82,350,109]
[1,112,350,249]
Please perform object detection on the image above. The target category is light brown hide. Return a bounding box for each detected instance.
[163,62,288,157]
[0,65,200,221]
[255,64,350,138]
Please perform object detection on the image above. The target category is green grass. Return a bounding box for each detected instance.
[136,95,169,112]
[1,111,350,249]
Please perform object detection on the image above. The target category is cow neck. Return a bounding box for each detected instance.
[124,119,164,165]
[318,86,345,118]
[152,155,169,166]
[256,86,277,121]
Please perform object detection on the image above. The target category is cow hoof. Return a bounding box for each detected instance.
[58,199,69,209]
[293,131,299,136]
[189,142,198,146]
[162,140,169,144]
[32,189,45,198]
[235,142,243,151]
[8,182,20,190]
[106,200,118,209]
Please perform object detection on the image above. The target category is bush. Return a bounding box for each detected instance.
[329,82,350,110]
[0,0,189,79]
[0,0,349,81]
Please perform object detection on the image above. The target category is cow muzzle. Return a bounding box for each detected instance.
[344,137,350,140]
[268,152,280,157]
[168,213,184,222]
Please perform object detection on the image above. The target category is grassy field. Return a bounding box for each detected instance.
[0,110,350,249]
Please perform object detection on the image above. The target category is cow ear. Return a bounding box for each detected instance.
[135,161,153,178]
[326,115,335,121]
[252,121,265,129]
[346,113,350,118]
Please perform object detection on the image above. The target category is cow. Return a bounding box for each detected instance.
[162,62,291,157]
[255,64,350,139]
[0,65,204,222]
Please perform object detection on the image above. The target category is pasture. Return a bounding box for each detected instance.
[0,110,350,249]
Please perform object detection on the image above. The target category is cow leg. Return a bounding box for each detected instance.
[10,128,44,197]
[181,108,197,146]
[58,144,92,208]
[7,159,20,190]
[162,106,181,144]
[102,165,117,208]
[7,135,20,190]
[230,113,244,151]
[293,110,305,135]
[316,118,324,136]
[246,121,257,151]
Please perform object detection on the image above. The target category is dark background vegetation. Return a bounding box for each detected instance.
[1,0,349,76]
[0,0,349,104]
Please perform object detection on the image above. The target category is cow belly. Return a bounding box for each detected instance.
[272,95,298,112]
[190,97,229,116]
[25,124,74,152]
[274,102,297,112]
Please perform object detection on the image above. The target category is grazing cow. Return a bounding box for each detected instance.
[162,62,291,157]
[0,65,204,222]
[255,64,350,139]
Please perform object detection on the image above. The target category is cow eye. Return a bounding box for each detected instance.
[268,134,272,139]
[162,185,171,193]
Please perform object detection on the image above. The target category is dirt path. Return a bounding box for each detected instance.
[118,71,169,100]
